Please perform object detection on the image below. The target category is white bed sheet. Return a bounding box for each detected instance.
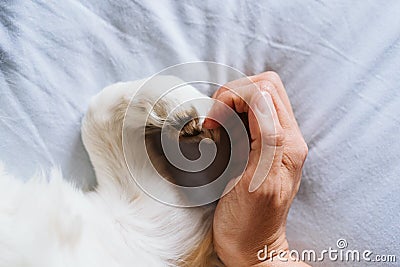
[1,1,399,265]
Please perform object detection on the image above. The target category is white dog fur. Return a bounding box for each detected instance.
[0,76,222,267]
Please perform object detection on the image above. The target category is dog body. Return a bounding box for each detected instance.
[0,76,220,267]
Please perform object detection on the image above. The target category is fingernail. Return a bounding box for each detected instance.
[202,118,211,128]
[203,118,217,129]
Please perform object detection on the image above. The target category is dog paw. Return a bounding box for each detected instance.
[124,76,214,139]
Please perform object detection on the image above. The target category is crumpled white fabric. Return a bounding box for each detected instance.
[1,1,399,265]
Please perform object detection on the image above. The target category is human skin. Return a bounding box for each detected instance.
[203,72,310,267]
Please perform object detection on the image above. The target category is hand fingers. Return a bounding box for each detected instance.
[204,81,287,153]
[203,84,255,129]
[205,81,286,192]
[256,81,293,131]
[212,75,254,99]
[249,72,297,125]
[247,91,285,192]
[204,80,293,134]
[209,71,300,132]
[205,74,307,195]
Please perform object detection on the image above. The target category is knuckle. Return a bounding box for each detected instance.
[301,142,309,158]
[294,141,308,160]
[255,80,276,94]
[275,129,286,146]
[252,80,268,92]
[262,71,282,85]
[282,153,301,171]
[283,142,308,170]
[263,127,285,147]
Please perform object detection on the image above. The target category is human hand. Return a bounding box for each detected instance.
[203,72,309,266]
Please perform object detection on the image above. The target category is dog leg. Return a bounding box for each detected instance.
[81,76,222,266]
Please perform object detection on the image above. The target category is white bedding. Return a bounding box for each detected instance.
[1,1,399,266]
